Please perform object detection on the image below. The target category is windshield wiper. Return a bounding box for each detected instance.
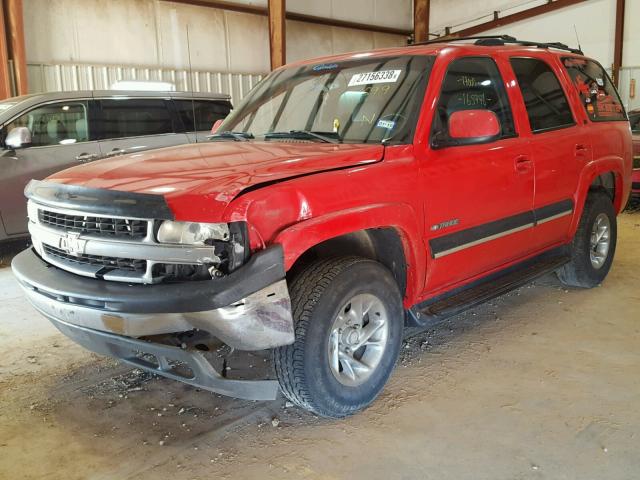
[264,130,339,144]
[207,131,254,141]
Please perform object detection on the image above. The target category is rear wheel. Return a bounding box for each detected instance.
[273,257,403,418]
[558,191,617,288]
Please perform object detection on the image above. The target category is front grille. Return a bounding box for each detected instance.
[39,210,148,239]
[43,244,147,273]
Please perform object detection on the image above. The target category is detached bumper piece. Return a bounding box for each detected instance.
[51,317,279,401]
[12,245,294,400]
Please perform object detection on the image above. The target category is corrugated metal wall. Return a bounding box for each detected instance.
[26,63,264,105]
[23,0,407,100]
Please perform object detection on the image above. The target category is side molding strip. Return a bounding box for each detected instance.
[534,198,574,224]
[429,199,574,259]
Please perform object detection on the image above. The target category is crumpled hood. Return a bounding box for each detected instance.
[48,141,384,218]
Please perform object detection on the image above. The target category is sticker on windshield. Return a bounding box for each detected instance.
[348,70,401,86]
[376,119,395,129]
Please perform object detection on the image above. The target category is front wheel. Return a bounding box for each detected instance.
[558,191,617,288]
[273,257,403,418]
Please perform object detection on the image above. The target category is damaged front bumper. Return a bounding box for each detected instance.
[50,317,280,401]
[12,246,294,400]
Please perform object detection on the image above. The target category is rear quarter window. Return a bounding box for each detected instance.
[562,57,626,122]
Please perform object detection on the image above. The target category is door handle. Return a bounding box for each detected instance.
[574,144,589,161]
[76,153,98,163]
[105,148,126,158]
[514,155,533,173]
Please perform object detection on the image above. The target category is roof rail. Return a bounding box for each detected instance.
[410,34,583,55]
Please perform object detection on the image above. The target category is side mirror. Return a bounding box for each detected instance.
[5,126,32,149]
[448,109,500,141]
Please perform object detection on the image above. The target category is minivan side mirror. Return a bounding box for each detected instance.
[448,109,500,141]
[5,126,32,149]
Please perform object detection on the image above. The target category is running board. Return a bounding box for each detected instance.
[408,251,569,328]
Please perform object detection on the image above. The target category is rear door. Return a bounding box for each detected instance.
[509,55,590,249]
[0,99,101,235]
[173,99,232,143]
[95,97,189,158]
[422,55,535,291]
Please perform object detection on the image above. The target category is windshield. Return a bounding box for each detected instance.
[630,111,640,133]
[219,55,434,144]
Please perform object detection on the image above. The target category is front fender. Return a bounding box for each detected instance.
[273,203,425,305]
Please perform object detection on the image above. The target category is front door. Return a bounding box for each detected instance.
[422,55,535,292]
[0,100,101,235]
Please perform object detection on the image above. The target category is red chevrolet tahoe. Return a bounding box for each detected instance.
[12,36,632,418]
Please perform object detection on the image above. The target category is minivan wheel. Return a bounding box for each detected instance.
[273,257,403,418]
[558,191,617,288]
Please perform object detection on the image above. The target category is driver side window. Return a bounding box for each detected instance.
[432,57,515,145]
[5,101,89,148]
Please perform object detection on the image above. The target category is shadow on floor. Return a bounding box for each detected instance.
[0,238,29,268]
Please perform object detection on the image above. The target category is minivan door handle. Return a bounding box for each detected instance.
[76,153,98,163]
[105,148,126,158]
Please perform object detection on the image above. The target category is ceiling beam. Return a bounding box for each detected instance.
[0,1,11,99]
[444,0,588,38]
[4,0,27,96]
[413,0,430,43]
[162,0,411,36]
[613,0,625,87]
[286,12,409,36]
[268,0,285,70]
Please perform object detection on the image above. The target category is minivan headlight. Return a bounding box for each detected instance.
[157,221,230,245]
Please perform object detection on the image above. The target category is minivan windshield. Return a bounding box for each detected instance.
[218,55,434,144]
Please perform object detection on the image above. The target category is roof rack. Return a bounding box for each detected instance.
[411,34,583,55]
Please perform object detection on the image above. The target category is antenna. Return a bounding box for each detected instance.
[573,25,582,54]
[186,25,198,143]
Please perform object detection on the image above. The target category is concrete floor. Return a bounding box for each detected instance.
[1,211,638,480]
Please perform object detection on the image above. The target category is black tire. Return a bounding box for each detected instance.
[557,191,617,288]
[273,256,403,418]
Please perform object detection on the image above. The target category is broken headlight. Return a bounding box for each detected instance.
[156,221,249,276]
[157,221,230,245]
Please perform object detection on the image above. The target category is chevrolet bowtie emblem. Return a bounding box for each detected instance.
[58,232,87,256]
